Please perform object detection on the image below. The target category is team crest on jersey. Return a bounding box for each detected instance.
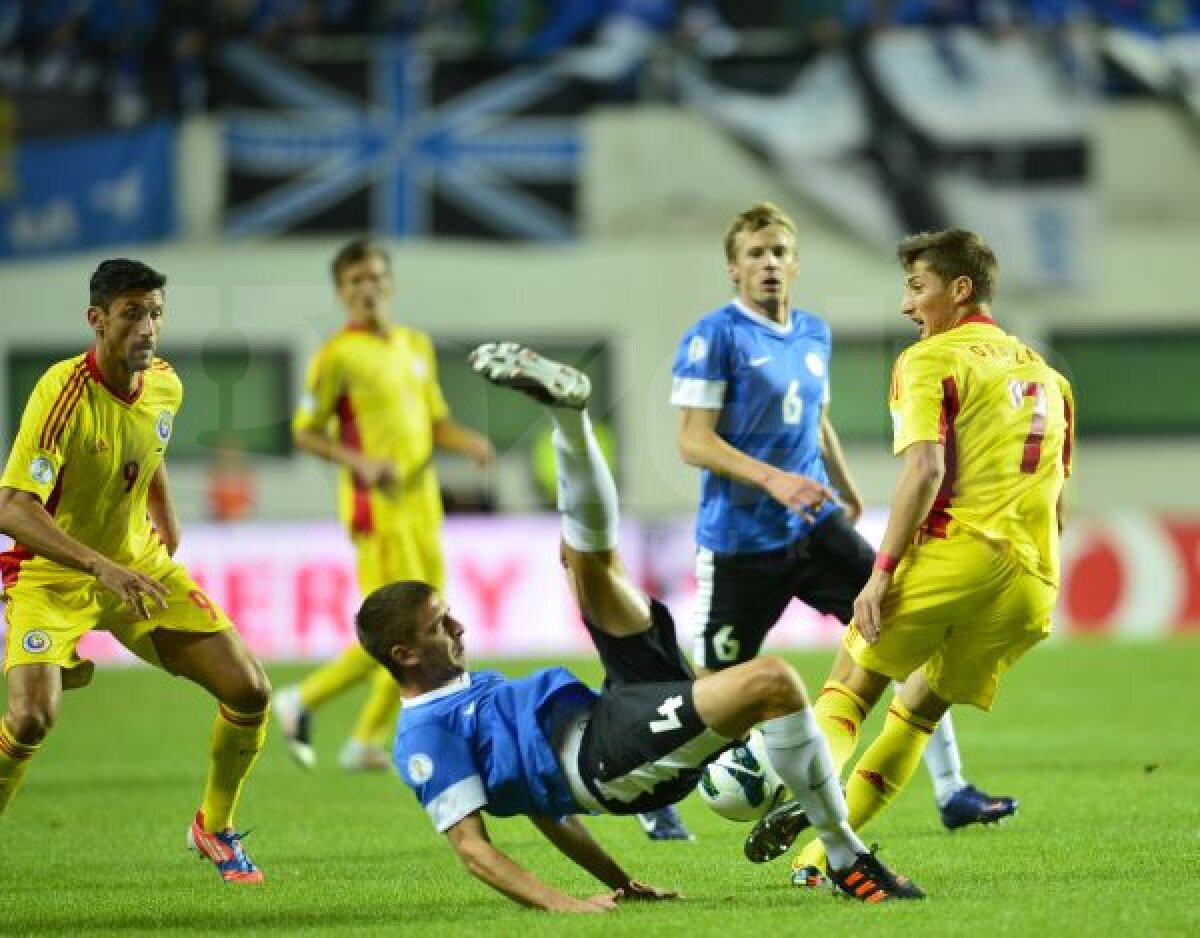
[688,336,708,363]
[29,456,55,485]
[155,410,173,443]
[805,352,826,377]
[407,753,434,784]
[411,357,428,379]
[21,629,51,654]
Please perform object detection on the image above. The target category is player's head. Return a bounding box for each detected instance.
[724,202,799,319]
[332,238,394,328]
[86,259,167,372]
[897,229,998,339]
[356,580,466,688]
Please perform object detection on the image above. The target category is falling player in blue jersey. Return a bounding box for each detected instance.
[354,343,924,910]
[671,203,1016,861]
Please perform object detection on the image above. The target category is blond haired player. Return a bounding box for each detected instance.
[274,239,495,771]
[0,259,272,883]
[744,229,1075,884]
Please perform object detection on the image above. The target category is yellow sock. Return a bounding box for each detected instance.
[0,719,39,816]
[793,699,937,873]
[353,666,402,746]
[843,698,937,833]
[201,704,268,832]
[298,644,377,709]
[814,680,869,775]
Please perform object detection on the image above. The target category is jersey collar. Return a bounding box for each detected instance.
[955,313,998,329]
[403,671,472,708]
[85,348,145,405]
[731,298,794,335]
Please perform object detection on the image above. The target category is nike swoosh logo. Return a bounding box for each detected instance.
[749,356,771,367]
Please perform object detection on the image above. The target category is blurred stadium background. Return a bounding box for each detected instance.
[2,0,1200,664]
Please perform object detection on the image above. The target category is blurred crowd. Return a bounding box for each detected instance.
[2,0,1197,125]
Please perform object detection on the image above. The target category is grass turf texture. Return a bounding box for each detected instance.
[1,638,1197,936]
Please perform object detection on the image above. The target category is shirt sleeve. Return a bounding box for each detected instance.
[291,344,341,435]
[419,333,450,423]
[396,724,487,833]
[889,345,955,455]
[1058,371,1075,479]
[819,320,832,406]
[0,366,80,502]
[670,318,731,410]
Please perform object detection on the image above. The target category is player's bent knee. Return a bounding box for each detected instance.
[5,702,57,744]
[751,657,809,711]
[223,663,272,714]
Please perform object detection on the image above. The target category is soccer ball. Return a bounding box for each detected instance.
[697,729,787,822]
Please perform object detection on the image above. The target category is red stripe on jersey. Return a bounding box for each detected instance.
[1062,396,1074,477]
[0,544,33,589]
[335,392,374,534]
[922,376,960,539]
[0,471,65,588]
[85,348,144,405]
[38,362,88,451]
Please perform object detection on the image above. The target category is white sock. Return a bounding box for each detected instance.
[923,708,967,807]
[761,709,867,871]
[550,409,618,552]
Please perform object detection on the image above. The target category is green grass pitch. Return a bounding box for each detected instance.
[1,638,1197,936]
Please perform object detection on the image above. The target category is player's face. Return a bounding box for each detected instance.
[407,593,466,682]
[901,260,967,339]
[336,255,394,327]
[728,225,799,322]
[90,289,165,372]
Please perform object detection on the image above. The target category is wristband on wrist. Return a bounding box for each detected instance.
[874,552,900,574]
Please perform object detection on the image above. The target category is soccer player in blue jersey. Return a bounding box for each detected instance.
[671,203,1016,851]
[354,343,924,909]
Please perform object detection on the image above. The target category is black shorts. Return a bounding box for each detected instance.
[576,600,730,815]
[693,509,874,669]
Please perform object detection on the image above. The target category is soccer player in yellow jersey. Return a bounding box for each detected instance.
[0,259,272,883]
[744,229,1075,885]
[274,238,495,771]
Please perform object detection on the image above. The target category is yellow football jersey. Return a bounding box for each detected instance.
[889,315,1074,586]
[1,350,180,588]
[292,324,449,536]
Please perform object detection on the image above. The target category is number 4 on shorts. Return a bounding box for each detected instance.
[649,695,684,734]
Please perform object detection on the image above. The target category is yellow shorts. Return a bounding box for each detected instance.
[844,531,1056,710]
[354,527,445,596]
[3,552,231,679]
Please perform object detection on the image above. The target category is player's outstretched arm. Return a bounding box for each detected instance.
[677,407,831,518]
[819,406,864,523]
[0,487,170,618]
[293,426,398,490]
[445,812,617,913]
[530,814,680,903]
[432,417,495,469]
[852,441,944,643]
[147,463,181,556]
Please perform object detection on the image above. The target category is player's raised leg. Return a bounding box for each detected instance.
[471,342,694,840]
[153,627,271,884]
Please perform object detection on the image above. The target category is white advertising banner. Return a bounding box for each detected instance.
[2,511,1196,665]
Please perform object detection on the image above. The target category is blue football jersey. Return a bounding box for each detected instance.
[671,300,837,554]
[394,668,599,832]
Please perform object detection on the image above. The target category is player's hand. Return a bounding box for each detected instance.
[467,436,496,470]
[852,570,892,644]
[547,893,618,913]
[841,493,864,525]
[615,880,681,902]
[355,456,399,491]
[764,471,833,521]
[92,558,170,620]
